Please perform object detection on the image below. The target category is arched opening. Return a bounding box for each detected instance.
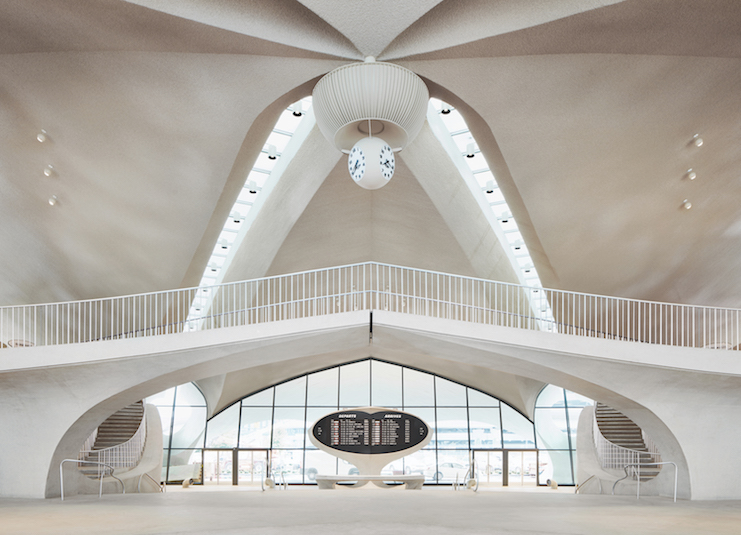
[149,359,591,486]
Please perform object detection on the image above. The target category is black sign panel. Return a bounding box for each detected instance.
[312,410,428,454]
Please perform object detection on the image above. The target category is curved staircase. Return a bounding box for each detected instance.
[90,401,144,452]
[79,401,145,477]
[594,403,661,481]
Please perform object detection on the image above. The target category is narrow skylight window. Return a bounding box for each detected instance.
[185,97,314,331]
[428,99,556,330]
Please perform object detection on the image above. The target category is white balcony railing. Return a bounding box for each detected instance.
[1,262,740,351]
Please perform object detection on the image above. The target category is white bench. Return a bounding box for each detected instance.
[315,474,425,489]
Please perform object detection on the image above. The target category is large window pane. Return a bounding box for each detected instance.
[565,390,593,408]
[274,377,306,406]
[147,387,175,407]
[434,450,470,483]
[403,368,434,406]
[535,408,569,450]
[167,449,202,484]
[403,449,436,480]
[307,368,338,407]
[339,361,370,408]
[435,377,467,406]
[170,406,207,448]
[205,404,239,448]
[371,360,402,407]
[501,404,535,449]
[469,407,502,449]
[239,407,272,448]
[435,407,469,449]
[174,383,206,406]
[271,449,304,483]
[242,388,274,406]
[536,385,566,408]
[539,450,574,485]
[272,407,305,449]
[467,388,499,407]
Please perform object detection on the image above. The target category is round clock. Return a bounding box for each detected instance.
[347,137,395,190]
[348,145,366,182]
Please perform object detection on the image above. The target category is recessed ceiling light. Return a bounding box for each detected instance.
[268,144,277,160]
[248,180,257,194]
[43,164,54,177]
[48,195,57,206]
[292,101,303,117]
[692,134,703,147]
[37,130,48,143]
[466,141,475,158]
[682,199,692,210]
[686,168,697,181]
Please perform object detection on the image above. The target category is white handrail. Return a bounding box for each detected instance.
[137,473,164,493]
[593,411,661,472]
[613,462,678,502]
[79,412,147,469]
[2,262,740,351]
[60,459,124,500]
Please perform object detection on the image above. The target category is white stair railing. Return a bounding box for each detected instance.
[593,412,661,472]
[2,262,740,351]
[79,412,147,469]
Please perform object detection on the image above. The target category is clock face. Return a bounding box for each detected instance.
[348,146,366,182]
[379,143,395,180]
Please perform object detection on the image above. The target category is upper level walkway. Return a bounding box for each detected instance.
[2,263,741,500]
[2,262,739,354]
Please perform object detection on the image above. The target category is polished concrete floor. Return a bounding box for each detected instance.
[2,485,740,535]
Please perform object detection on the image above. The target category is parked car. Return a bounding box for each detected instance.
[424,462,469,481]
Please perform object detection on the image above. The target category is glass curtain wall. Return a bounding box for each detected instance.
[147,382,207,483]
[204,359,537,485]
[149,360,591,485]
[534,384,593,485]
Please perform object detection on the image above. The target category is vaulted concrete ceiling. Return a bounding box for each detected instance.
[2,0,740,316]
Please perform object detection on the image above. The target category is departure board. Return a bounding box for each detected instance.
[312,410,429,454]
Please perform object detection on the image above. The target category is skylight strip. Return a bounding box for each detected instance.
[185,98,314,330]
[427,99,555,329]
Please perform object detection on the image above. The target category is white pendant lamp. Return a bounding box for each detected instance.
[312,57,428,189]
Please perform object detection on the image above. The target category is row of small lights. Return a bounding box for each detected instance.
[429,99,555,328]
[185,97,313,329]
[681,133,703,211]
[35,130,60,206]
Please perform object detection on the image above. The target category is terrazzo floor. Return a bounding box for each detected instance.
[1,485,739,535]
